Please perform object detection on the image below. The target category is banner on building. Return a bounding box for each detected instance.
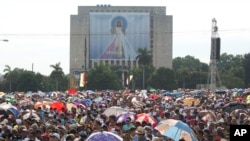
[126,75,133,85]
[79,72,86,87]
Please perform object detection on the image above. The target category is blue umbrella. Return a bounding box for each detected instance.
[7,107,19,118]
[154,119,198,141]
[116,112,136,123]
[83,99,93,106]
[86,131,122,141]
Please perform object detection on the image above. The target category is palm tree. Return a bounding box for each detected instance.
[50,62,64,91]
[3,65,12,92]
[136,48,153,89]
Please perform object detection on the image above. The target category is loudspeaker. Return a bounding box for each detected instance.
[210,38,221,60]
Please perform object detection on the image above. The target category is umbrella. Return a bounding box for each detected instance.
[116,112,136,123]
[162,96,172,101]
[230,109,249,117]
[66,103,77,111]
[34,101,51,110]
[132,100,146,108]
[198,110,217,122]
[0,102,15,110]
[83,99,93,106]
[86,131,123,141]
[223,102,247,113]
[0,107,19,118]
[0,102,19,118]
[148,94,160,100]
[51,101,66,113]
[154,119,198,141]
[135,113,157,127]
[67,88,78,95]
[19,98,34,107]
[183,98,200,106]
[93,97,103,103]
[103,106,127,117]
[22,112,40,122]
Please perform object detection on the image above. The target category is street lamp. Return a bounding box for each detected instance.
[0,39,8,42]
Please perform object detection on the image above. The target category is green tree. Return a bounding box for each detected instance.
[148,67,177,90]
[173,56,208,88]
[136,48,153,89]
[50,62,65,91]
[16,71,38,92]
[243,53,250,87]
[87,62,122,90]
[218,53,245,88]
[3,65,12,92]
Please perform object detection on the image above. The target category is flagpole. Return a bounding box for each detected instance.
[84,36,87,91]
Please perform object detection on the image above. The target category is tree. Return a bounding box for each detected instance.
[87,62,122,90]
[3,65,12,92]
[218,53,245,88]
[148,67,177,90]
[243,53,250,87]
[173,56,208,88]
[136,48,153,89]
[50,62,65,91]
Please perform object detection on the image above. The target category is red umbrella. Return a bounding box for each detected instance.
[149,94,160,100]
[51,101,65,113]
[135,113,157,127]
[68,88,78,95]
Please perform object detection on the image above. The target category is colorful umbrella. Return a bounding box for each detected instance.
[51,101,65,113]
[86,131,123,141]
[162,96,172,101]
[135,113,157,127]
[155,119,198,141]
[83,99,93,106]
[116,112,136,123]
[19,98,34,107]
[103,106,127,117]
[34,101,51,110]
[68,88,78,95]
[183,98,200,106]
[198,110,217,122]
[66,103,77,111]
[0,102,19,118]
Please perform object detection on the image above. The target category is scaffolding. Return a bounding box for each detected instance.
[207,18,222,92]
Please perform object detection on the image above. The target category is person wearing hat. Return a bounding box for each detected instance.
[49,132,60,141]
[132,126,147,141]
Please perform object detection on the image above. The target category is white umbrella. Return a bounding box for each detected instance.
[103,106,127,117]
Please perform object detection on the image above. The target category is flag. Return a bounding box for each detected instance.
[79,72,86,87]
[126,75,133,85]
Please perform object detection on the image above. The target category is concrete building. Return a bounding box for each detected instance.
[70,5,173,81]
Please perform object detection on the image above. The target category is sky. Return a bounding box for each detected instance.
[0,0,249,76]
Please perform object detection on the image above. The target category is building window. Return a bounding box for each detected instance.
[111,60,114,65]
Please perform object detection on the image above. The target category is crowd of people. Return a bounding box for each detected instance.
[0,88,249,141]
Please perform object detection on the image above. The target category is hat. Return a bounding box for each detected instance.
[21,126,28,131]
[135,126,145,135]
[50,133,60,140]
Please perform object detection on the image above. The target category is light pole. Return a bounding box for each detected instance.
[0,39,8,42]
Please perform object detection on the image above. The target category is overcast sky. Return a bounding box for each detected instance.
[0,0,249,76]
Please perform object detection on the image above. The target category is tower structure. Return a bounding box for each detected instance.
[207,18,222,92]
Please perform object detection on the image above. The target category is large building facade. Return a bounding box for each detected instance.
[70,5,173,80]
